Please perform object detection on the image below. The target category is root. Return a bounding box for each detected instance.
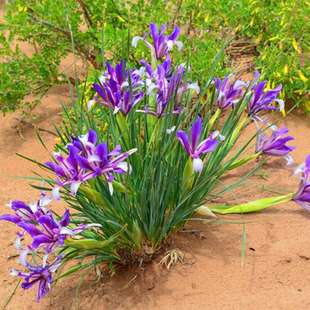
[159,249,185,269]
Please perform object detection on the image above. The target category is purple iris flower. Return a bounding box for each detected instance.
[214,76,246,110]
[248,72,284,117]
[155,64,185,116]
[45,146,87,195]
[256,127,295,157]
[132,23,183,60]
[92,60,144,115]
[18,209,70,253]
[293,155,310,211]
[11,252,62,301]
[76,142,136,194]
[176,116,219,172]
[70,128,101,161]
[71,129,136,192]
[0,189,61,225]
[9,209,92,253]
[138,61,199,117]
[46,129,136,195]
[0,200,47,225]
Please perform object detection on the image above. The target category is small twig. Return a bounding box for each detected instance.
[1,279,21,310]
[172,0,183,26]
[121,275,137,290]
[13,117,58,137]
[7,254,19,260]
[73,274,86,310]
[76,0,93,28]
[28,12,99,68]
[180,229,201,233]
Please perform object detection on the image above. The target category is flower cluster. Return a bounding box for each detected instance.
[213,72,284,121]
[0,196,98,300]
[11,252,63,301]
[90,24,198,118]
[92,60,144,115]
[46,129,137,195]
[137,58,199,117]
[1,129,135,299]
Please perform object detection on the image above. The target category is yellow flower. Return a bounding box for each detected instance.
[17,5,27,13]
[116,15,126,23]
[292,39,301,54]
[297,70,308,83]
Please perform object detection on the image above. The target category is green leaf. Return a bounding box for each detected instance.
[227,153,260,171]
[64,238,113,250]
[210,193,294,214]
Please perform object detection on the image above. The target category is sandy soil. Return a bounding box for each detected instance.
[1,4,310,309]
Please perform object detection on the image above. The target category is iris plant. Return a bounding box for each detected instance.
[1,22,308,303]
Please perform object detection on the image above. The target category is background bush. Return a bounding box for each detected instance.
[0,0,308,115]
